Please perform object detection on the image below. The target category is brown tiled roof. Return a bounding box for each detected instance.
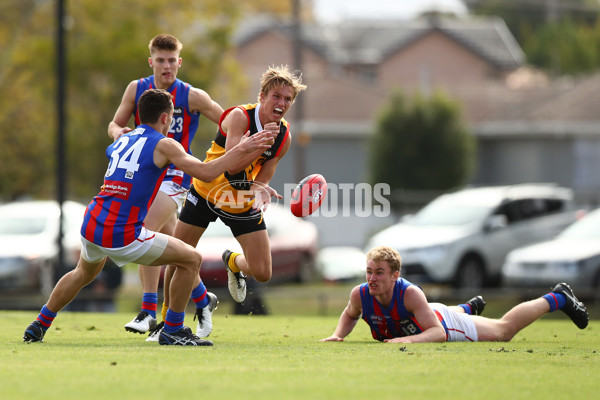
[236,16,525,70]
[297,72,600,137]
[527,74,600,121]
[463,73,600,123]
[236,16,600,137]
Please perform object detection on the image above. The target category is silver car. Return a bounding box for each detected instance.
[0,200,86,296]
[365,184,579,289]
[502,208,600,294]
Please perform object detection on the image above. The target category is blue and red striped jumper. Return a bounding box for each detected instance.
[360,278,445,341]
[81,125,167,247]
[133,76,200,189]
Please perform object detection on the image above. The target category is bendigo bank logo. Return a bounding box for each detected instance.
[206,180,280,220]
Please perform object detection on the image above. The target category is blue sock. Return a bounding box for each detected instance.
[191,281,209,309]
[458,304,472,315]
[141,292,158,318]
[36,304,58,331]
[543,292,566,312]
[164,309,185,333]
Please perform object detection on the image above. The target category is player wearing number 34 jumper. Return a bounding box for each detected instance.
[82,125,166,248]
[23,89,274,346]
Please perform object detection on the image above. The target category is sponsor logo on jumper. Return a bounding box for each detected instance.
[101,181,133,200]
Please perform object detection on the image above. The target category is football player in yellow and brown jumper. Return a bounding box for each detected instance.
[166,65,307,311]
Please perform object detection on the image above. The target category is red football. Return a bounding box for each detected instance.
[290,174,327,217]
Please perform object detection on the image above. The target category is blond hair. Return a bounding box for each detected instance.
[366,246,402,273]
[258,65,307,102]
[148,34,182,55]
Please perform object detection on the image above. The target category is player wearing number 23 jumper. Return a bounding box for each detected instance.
[134,75,199,189]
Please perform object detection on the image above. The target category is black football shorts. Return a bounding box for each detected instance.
[179,186,266,237]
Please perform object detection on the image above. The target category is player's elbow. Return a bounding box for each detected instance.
[107,123,116,139]
[433,327,447,342]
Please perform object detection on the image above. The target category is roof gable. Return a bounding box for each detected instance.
[235,16,525,70]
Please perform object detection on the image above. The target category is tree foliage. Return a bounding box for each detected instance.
[0,0,246,201]
[466,0,600,75]
[524,17,600,74]
[369,91,476,191]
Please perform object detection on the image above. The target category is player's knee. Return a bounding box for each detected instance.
[177,249,202,274]
[252,268,271,283]
[496,321,518,342]
[192,250,203,272]
[74,267,98,287]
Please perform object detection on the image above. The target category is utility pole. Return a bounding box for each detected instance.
[545,0,558,23]
[292,0,306,183]
[56,0,67,275]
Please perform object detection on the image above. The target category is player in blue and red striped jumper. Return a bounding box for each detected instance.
[321,246,589,343]
[108,34,224,339]
[23,89,275,346]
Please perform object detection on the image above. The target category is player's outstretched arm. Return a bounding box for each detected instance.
[321,286,362,342]
[188,87,224,124]
[157,131,273,182]
[108,80,137,141]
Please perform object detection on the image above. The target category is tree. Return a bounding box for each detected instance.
[0,0,56,200]
[524,18,600,74]
[465,0,600,75]
[369,91,475,192]
[0,0,244,201]
[465,0,600,34]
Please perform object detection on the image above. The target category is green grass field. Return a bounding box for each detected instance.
[1,310,598,400]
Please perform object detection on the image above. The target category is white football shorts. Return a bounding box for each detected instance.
[80,227,168,267]
[429,303,478,342]
[160,180,188,210]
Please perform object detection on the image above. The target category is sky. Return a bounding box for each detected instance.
[312,0,468,22]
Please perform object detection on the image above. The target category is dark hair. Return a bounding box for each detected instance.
[138,89,173,124]
[148,34,182,54]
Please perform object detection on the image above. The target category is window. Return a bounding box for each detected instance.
[494,197,565,223]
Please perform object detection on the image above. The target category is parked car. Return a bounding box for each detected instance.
[316,246,366,282]
[0,200,122,305]
[502,207,600,294]
[365,184,579,289]
[196,204,319,287]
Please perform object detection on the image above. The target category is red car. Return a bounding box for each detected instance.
[195,204,319,288]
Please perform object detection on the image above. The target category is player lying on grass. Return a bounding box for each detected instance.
[321,246,589,343]
[23,89,275,346]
